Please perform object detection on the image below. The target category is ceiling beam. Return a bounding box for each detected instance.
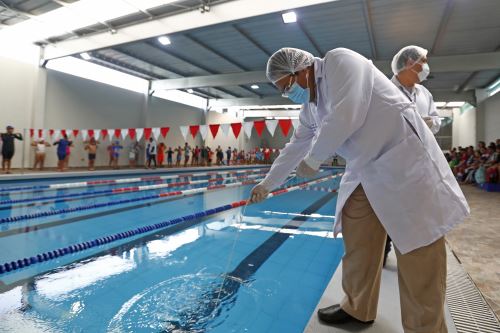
[429,0,455,55]
[208,90,476,108]
[362,0,378,60]
[297,22,323,57]
[456,44,500,92]
[151,51,500,90]
[232,24,271,57]
[42,0,340,60]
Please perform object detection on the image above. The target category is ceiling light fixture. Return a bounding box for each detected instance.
[282,11,297,24]
[158,36,171,45]
[251,84,259,89]
[187,89,194,93]
[446,101,465,107]
[80,52,91,60]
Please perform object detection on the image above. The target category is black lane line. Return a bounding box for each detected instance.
[0,192,207,239]
[162,191,338,332]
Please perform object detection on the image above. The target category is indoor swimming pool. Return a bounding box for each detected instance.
[0,167,344,333]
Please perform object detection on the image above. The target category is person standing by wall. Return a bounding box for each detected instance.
[1,126,23,174]
[226,146,232,166]
[53,134,72,172]
[157,142,166,167]
[110,141,123,170]
[146,138,157,169]
[175,146,182,168]
[183,143,191,167]
[128,141,141,168]
[84,137,99,171]
[31,138,50,171]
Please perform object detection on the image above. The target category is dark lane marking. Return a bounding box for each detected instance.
[162,191,338,332]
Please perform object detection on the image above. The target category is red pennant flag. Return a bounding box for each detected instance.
[49,129,54,137]
[72,129,79,137]
[160,127,170,138]
[231,123,242,138]
[278,119,292,137]
[209,124,220,138]
[100,129,107,138]
[38,129,43,138]
[114,129,121,138]
[88,129,94,138]
[189,125,200,139]
[144,128,152,140]
[128,128,136,139]
[61,129,67,137]
[253,120,265,137]
[29,129,34,137]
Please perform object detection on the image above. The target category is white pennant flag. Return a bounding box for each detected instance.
[179,126,189,141]
[220,123,230,136]
[120,128,128,140]
[81,129,88,141]
[265,119,278,136]
[136,128,144,141]
[66,129,73,139]
[292,119,300,130]
[243,121,253,139]
[53,129,61,141]
[152,127,160,140]
[94,129,100,141]
[199,125,208,140]
[106,129,113,142]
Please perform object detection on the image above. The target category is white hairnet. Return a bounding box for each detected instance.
[266,47,314,84]
[391,45,428,75]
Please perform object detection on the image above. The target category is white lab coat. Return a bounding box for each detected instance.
[261,48,469,254]
[390,76,442,134]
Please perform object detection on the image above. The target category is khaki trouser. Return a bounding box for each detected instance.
[340,185,447,333]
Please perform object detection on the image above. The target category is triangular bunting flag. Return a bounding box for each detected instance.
[253,120,265,137]
[189,125,199,139]
[38,129,44,139]
[292,119,300,130]
[144,128,152,140]
[94,129,100,141]
[243,122,253,139]
[231,122,242,138]
[265,119,278,136]
[220,123,230,136]
[209,124,219,138]
[88,129,94,138]
[49,129,54,139]
[278,119,292,137]
[136,128,144,141]
[160,127,170,138]
[152,127,161,140]
[100,129,108,140]
[179,126,189,141]
[81,129,88,141]
[120,128,128,140]
[199,125,208,140]
[108,129,114,142]
[72,129,79,138]
[128,128,136,140]
[61,129,67,138]
[112,128,120,139]
[53,129,61,141]
[29,129,34,137]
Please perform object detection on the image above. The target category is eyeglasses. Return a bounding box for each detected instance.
[280,75,296,97]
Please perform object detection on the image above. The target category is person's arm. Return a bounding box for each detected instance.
[303,50,374,169]
[422,88,441,134]
[259,108,316,191]
[14,133,23,141]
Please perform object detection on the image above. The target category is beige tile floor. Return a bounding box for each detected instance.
[446,185,500,320]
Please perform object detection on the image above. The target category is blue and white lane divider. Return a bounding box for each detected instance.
[0,174,269,224]
[0,171,268,206]
[0,172,342,276]
[0,168,269,193]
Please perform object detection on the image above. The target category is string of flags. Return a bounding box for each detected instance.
[28,118,300,141]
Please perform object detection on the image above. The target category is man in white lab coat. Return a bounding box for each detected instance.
[249,47,469,333]
[383,45,442,266]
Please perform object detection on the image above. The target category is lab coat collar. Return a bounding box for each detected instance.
[391,75,416,94]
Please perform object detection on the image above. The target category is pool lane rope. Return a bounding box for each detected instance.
[0,168,270,193]
[0,172,342,275]
[0,171,270,206]
[0,173,272,224]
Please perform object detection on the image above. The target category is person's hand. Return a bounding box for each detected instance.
[422,116,433,129]
[296,160,318,178]
[249,183,269,203]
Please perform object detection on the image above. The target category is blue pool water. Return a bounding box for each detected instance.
[0,167,344,333]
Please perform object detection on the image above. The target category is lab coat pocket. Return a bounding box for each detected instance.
[371,134,434,191]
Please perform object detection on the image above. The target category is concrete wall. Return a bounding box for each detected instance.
[477,92,500,145]
[452,106,477,148]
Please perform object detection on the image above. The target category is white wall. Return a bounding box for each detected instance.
[477,92,500,144]
[452,107,477,148]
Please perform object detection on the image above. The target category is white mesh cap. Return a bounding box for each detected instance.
[391,45,428,75]
[266,47,314,84]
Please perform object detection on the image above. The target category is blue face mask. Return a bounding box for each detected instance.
[285,82,310,104]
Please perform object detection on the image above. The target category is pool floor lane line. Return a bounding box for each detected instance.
[161,191,338,332]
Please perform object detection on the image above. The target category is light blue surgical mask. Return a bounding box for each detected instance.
[285,82,310,104]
